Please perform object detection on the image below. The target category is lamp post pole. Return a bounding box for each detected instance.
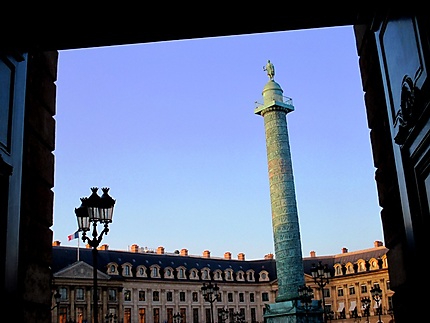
[75,187,116,323]
[370,286,383,323]
[201,282,221,323]
[361,297,371,323]
[311,261,331,323]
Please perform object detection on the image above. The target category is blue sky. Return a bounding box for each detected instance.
[52,25,383,260]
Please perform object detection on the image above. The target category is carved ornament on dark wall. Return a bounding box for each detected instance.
[394,75,420,145]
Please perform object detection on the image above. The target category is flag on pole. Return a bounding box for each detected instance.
[67,230,79,241]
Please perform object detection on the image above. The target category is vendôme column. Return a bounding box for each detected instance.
[255,60,305,320]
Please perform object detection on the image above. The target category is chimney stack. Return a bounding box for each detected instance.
[374,240,383,247]
[224,252,232,260]
[157,246,165,254]
[238,253,245,261]
[203,250,210,258]
[310,250,316,257]
[264,253,274,260]
[181,248,188,256]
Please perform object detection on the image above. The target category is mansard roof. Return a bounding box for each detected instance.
[52,246,277,283]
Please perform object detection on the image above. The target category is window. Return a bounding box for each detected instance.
[202,269,209,279]
[165,268,172,278]
[337,288,344,297]
[349,286,355,295]
[205,309,211,323]
[215,271,222,280]
[239,293,244,302]
[179,268,185,279]
[152,266,159,278]
[167,308,173,322]
[323,288,330,298]
[139,308,145,323]
[139,290,145,302]
[239,309,245,320]
[124,264,131,276]
[124,290,131,302]
[153,291,159,302]
[262,292,269,302]
[251,308,256,322]
[59,287,68,301]
[153,308,160,323]
[192,292,198,302]
[193,308,199,323]
[361,285,367,293]
[110,264,116,273]
[124,308,131,323]
[76,288,84,301]
[250,293,255,302]
[228,292,233,302]
[180,291,186,302]
[226,270,232,280]
[247,271,254,281]
[167,291,173,302]
[108,289,117,301]
[180,308,186,323]
[138,266,147,277]
[335,266,342,276]
[259,270,270,281]
[386,281,391,290]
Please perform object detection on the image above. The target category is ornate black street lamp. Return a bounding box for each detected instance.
[361,297,371,323]
[51,289,61,310]
[370,285,383,323]
[105,313,117,323]
[173,312,182,323]
[75,187,116,323]
[298,284,314,321]
[201,282,221,323]
[311,261,331,323]
[219,307,229,323]
[233,311,245,323]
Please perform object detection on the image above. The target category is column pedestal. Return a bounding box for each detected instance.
[264,300,323,323]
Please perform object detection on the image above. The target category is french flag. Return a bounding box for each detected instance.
[67,231,79,241]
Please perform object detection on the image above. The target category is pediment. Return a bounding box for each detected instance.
[54,261,110,280]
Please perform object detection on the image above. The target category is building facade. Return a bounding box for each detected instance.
[51,241,391,323]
